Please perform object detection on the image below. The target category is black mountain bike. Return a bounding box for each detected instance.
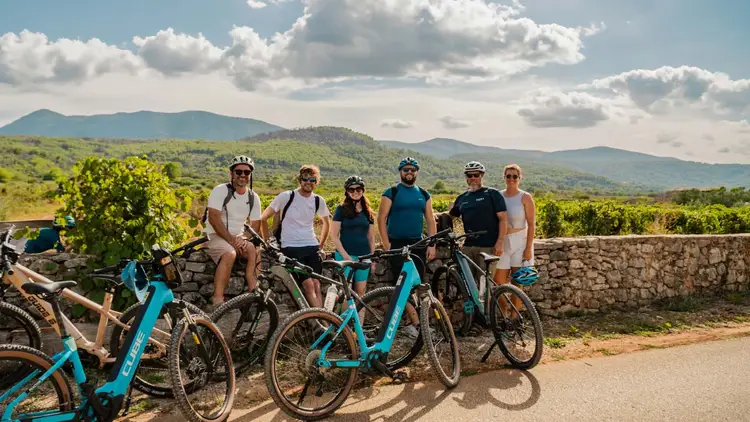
[430,229,543,369]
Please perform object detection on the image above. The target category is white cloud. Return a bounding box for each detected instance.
[584,65,750,116]
[247,0,267,8]
[0,0,605,92]
[0,30,141,85]
[381,119,415,129]
[516,88,632,128]
[439,116,472,129]
[132,29,224,76]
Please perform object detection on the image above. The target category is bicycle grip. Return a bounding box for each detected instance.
[3,260,13,276]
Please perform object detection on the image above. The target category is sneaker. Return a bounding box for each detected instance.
[402,324,420,339]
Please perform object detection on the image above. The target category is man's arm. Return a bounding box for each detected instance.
[208,208,235,244]
[259,207,276,241]
[377,197,392,250]
[495,211,507,256]
[424,198,437,261]
[319,215,330,248]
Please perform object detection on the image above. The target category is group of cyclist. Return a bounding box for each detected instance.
[202,154,538,321]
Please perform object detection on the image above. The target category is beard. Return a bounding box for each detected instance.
[467,183,482,192]
[400,174,416,185]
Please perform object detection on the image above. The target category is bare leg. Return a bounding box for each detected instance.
[214,250,237,305]
[302,277,323,308]
[244,244,258,292]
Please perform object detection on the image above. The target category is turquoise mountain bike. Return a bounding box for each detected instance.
[0,236,236,422]
[264,228,461,421]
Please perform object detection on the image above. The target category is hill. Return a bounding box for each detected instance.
[0,128,647,195]
[0,109,284,140]
[381,139,750,190]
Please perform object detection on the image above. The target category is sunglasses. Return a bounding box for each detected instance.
[505,174,519,180]
[401,167,418,173]
[234,169,252,176]
[301,176,317,183]
[465,173,482,179]
[347,187,364,193]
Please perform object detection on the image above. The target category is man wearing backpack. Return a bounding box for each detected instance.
[203,155,263,311]
[377,157,436,338]
[260,164,331,308]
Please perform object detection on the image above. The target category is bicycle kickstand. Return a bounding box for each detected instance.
[480,341,499,363]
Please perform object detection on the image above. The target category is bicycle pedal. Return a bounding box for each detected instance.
[391,371,408,384]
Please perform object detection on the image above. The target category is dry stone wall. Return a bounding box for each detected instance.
[4,234,749,323]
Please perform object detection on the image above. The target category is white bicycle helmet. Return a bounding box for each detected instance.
[464,161,486,174]
[230,155,255,171]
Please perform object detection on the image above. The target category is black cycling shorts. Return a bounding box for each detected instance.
[280,246,323,284]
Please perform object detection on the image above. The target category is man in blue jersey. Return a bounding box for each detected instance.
[449,161,508,283]
[377,157,436,338]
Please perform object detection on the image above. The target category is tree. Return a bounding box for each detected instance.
[0,168,12,183]
[432,180,447,193]
[163,162,183,181]
[58,156,192,265]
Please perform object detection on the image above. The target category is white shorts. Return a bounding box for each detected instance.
[498,229,534,270]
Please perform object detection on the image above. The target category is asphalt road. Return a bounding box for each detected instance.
[221,336,750,422]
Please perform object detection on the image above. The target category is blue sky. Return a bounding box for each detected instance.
[1,0,748,163]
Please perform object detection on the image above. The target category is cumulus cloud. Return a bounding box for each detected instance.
[381,119,414,129]
[585,65,750,116]
[439,116,472,129]
[0,30,141,85]
[132,29,224,76]
[0,0,604,91]
[516,89,631,128]
[247,0,267,8]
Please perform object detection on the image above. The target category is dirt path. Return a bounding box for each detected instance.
[117,292,750,420]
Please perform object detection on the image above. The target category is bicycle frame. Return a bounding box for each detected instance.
[1,263,171,366]
[452,249,492,326]
[1,279,177,422]
[315,253,423,369]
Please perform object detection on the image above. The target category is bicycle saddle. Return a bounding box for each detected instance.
[21,280,77,295]
[479,252,500,264]
[322,260,371,270]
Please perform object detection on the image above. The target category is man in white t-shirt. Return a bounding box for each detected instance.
[260,164,331,307]
[203,155,263,311]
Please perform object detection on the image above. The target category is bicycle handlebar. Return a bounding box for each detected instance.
[360,228,454,260]
[91,236,209,276]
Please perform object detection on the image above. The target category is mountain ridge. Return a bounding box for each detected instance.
[0,109,284,140]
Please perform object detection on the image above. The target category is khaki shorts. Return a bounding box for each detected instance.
[462,246,498,280]
[205,235,245,264]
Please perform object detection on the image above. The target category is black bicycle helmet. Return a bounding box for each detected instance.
[344,175,365,189]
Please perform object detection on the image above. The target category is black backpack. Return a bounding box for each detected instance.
[386,183,429,224]
[273,190,321,240]
[201,183,256,231]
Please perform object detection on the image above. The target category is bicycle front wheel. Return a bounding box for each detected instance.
[420,295,461,389]
[489,283,544,370]
[168,316,236,422]
[265,308,359,421]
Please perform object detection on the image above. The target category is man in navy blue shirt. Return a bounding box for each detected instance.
[449,161,508,283]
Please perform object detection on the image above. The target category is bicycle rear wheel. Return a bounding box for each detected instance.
[0,302,43,390]
[168,316,236,422]
[0,344,74,419]
[210,292,278,375]
[419,295,461,388]
[357,286,423,371]
[489,283,543,370]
